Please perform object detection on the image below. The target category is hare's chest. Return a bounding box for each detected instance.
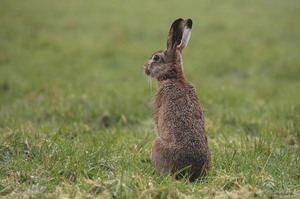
[153,91,172,132]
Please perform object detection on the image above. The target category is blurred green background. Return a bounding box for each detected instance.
[1,0,299,127]
[0,0,299,198]
[1,0,299,129]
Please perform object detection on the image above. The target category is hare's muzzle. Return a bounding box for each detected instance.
[144,64,150,75]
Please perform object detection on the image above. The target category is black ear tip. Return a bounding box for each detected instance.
[171,18,184,31]
[186,19,193,28]
[172,18,184,26]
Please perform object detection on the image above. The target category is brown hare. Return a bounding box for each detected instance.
[144,18,211,181]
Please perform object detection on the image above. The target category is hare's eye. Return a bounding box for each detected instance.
[153,54,160,62]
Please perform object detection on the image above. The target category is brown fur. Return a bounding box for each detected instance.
[144,18,211,181]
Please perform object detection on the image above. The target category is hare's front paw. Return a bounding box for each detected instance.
[151,137,172,175]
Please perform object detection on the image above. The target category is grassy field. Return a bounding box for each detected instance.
[0,0,300,198]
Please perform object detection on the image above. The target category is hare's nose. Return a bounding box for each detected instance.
[144,67,150,75]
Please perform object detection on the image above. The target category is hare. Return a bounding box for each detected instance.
[144,18,211,181]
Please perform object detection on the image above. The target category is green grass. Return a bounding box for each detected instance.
[0,0,299,198]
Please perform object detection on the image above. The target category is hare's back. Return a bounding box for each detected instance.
[157,81,205,139]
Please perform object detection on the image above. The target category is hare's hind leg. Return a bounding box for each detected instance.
[151,137,172,175]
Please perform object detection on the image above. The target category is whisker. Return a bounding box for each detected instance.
[147,77,153,92]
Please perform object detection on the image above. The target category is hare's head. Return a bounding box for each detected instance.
[144,18,192,80]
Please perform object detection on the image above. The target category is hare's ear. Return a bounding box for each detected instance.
[166,18,185,55]
[177,19,192,51]
[166,18,193,55]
